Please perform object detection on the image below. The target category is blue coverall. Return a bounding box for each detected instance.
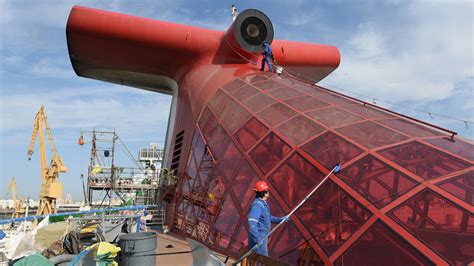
[260,42,273,72]
[248,198,284,256]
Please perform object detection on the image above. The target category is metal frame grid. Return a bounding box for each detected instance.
[172,73,473,265]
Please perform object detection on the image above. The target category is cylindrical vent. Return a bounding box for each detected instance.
[225,9,274,53]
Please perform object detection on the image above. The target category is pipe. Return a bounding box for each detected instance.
[0,205,160,225]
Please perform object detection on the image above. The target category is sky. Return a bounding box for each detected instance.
[1,0,473,201]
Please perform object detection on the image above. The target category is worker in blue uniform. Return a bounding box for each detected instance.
[248,181,288,256]
[260,41,273,72]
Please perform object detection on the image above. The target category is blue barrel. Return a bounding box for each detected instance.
[118,232,157,265]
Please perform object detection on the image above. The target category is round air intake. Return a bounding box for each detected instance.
[226,9,274,53]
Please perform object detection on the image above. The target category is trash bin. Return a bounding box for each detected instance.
[118,232,157,266]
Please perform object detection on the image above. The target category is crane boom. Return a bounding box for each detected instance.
[27,106,68,216]
[7,178,17,205]
[7,177,24,218]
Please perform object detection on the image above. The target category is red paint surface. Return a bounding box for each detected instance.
[66,6,473,264]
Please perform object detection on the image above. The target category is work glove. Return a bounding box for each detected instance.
[334,164,341,173]
[282,215,290,223]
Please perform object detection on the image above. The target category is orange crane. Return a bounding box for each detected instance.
[27,106,68,216]
[7,177,24,218]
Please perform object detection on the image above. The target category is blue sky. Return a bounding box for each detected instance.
[1,0,473,201]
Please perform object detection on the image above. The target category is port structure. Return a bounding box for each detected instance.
[85,129,164,212]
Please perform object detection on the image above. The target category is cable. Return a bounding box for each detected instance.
[223,35,260,66]
[117,135,144,171]
[320,83,474,127]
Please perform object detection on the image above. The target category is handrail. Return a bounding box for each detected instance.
[281,72,458,139]
[0,205,160,225]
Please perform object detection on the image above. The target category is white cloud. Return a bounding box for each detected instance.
[0,85,171,143]
[322,2,473,104]
[347,23,389,61]
[2,55,26,66]
[25,58,74,79]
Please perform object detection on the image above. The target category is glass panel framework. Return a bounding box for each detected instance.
[171,73,474,265]
[389,189,474,265]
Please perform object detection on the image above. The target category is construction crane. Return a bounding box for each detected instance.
[27,106,68,216]
[7,177,24,218]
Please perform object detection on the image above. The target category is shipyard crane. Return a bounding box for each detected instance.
[7,177,24,218]
[27,106,68,216]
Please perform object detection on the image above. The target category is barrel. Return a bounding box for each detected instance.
[118,232,157,265]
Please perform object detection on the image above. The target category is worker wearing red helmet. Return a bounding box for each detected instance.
[247,181,287,256]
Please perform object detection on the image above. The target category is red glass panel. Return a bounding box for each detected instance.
[195,149,214,191]
[209,89,238,119]
[390,189,474,265]
[302,131,363,170]
[269,222,305,264]
[306,107,363,128]
[228,223,249,254]
[207,125,229,156]
[208,90,228,115]
[243,93,276,113]
[185,151,198,182]
[311,89,356,106]
[437,171,473,205]
[273,244,324,266]
[285,95,330,112]
[195,219,212,244]
[267,86,304,100]
[334,221,433,266]
[288,82,322,95]
[174,199,192,231]
[337,121,410,149]
[268,152,324,208]
[212,194,241,249]
[258,103,298,127]
[266,195,285,217]
[184,130,207,194]
[231,160,260,211]
[222,78,247,92]
[276,115,326,146]
[207,168,226,218]
[244,73,268,83]
[181,173,193,195]
[380,141,471,180]
[295,180,371,255]
[226,84,259,102]
[199,107,218,140]
[192,129,206,168]
[378,118,444,138]
[249,132,292,175]
[339,155,418,208]
[426,137,474,161]
[341,104,395,119]
[234,117,269,151]
[219,141,243,182]
[222,103,251,133]
[253,79,285,90]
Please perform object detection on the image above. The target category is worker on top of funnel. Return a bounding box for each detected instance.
[231,5,238,21]
[260,41,273,72]
[248,181,288,256]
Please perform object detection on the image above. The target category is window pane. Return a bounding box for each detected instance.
[389,189,474,265]
[336,121,409,149]
[334,221,433,266]
[302,131,363,170]
[380,141,470,180]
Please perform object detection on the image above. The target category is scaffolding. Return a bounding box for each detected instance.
[83,130,160,206]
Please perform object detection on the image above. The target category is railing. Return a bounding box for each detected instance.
[236,253,289,266]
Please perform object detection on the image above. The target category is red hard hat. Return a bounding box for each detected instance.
[255,181,269,192]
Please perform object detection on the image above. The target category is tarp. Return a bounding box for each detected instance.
[13,252,53,266]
